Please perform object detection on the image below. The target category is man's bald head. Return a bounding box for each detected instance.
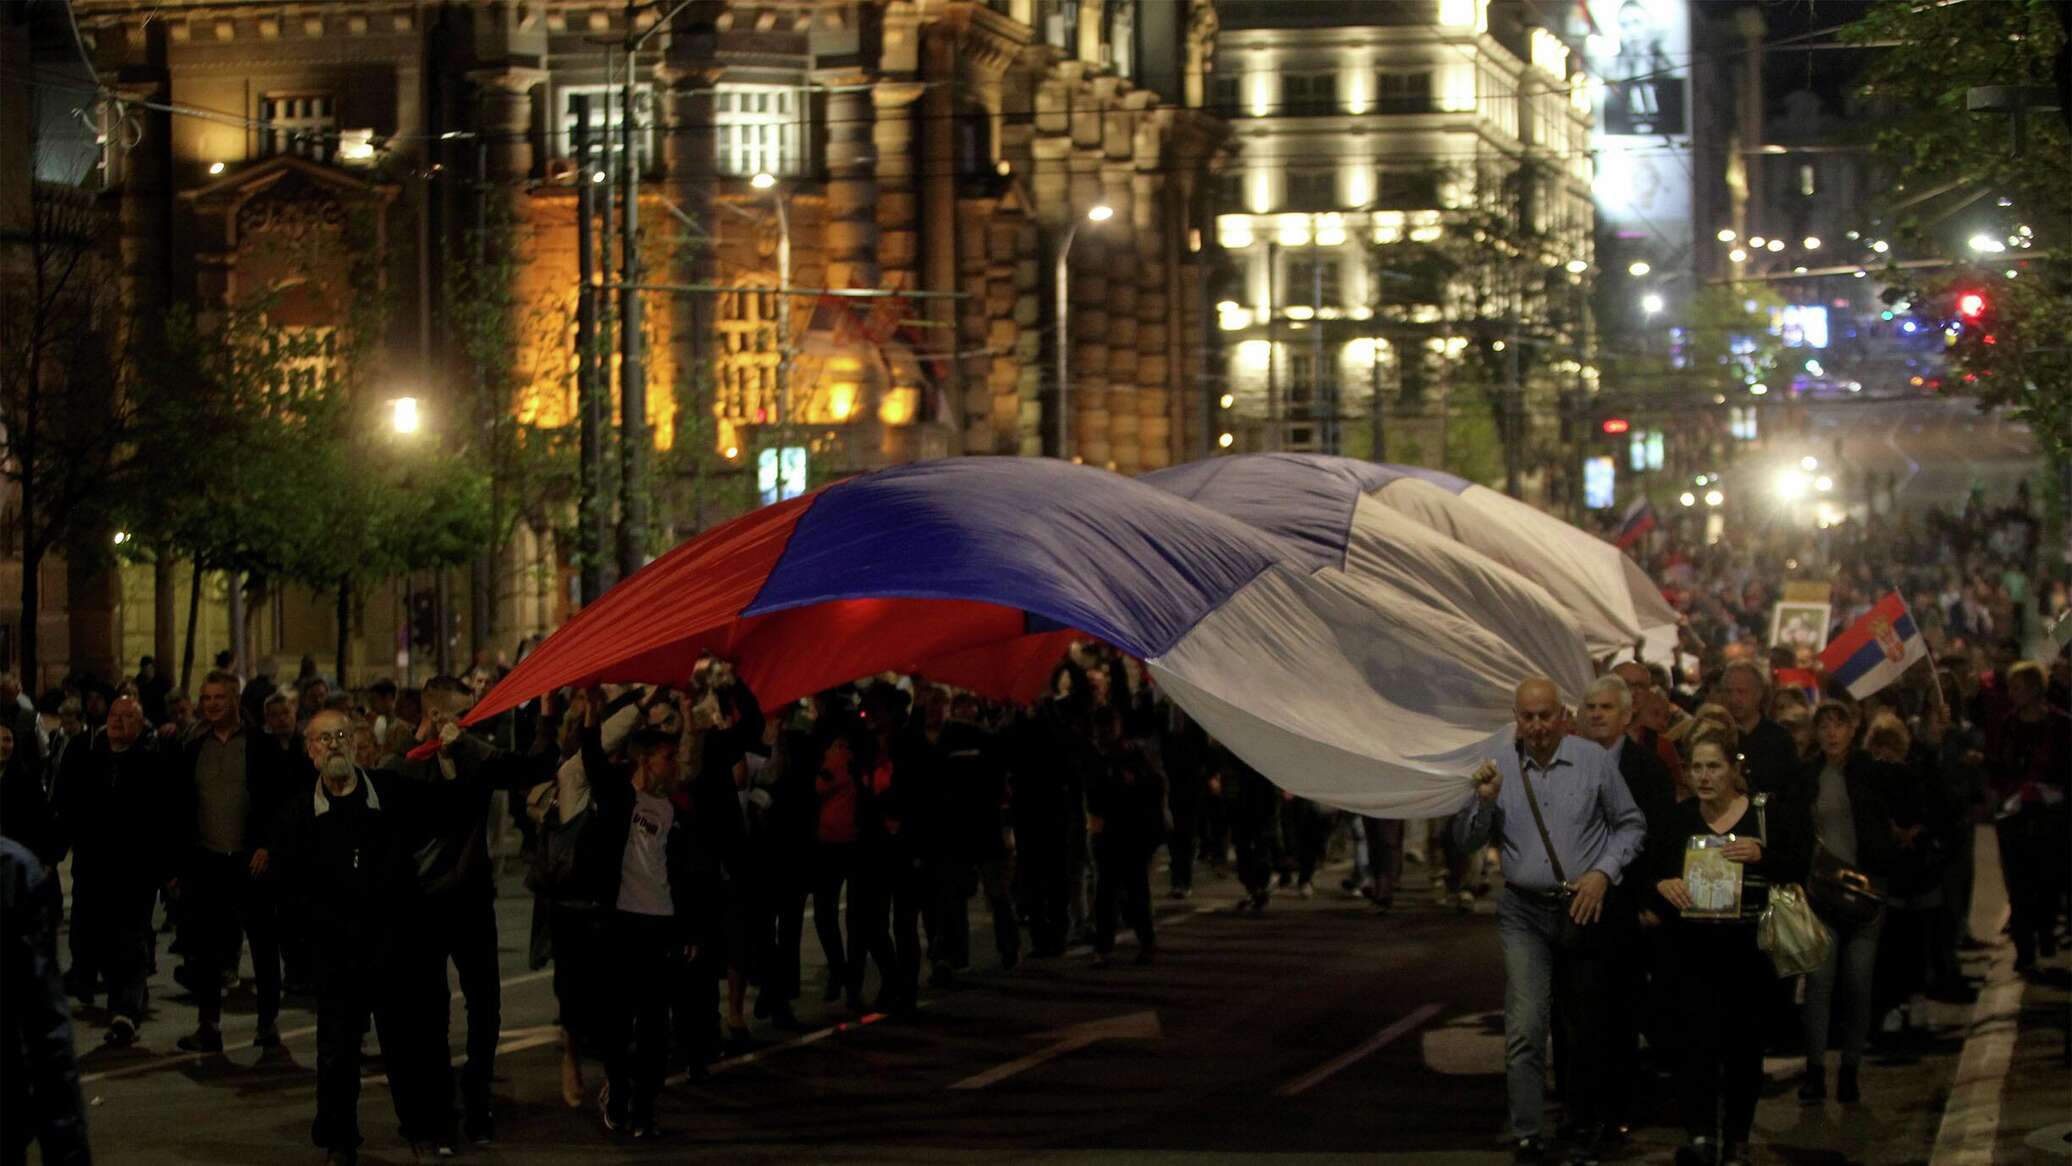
[1514,678,1560,709]
[1513,677,1564,759]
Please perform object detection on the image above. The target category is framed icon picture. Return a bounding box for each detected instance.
[1769,602,1832,651]
[1682,835,1745,919]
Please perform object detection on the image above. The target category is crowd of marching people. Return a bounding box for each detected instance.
[1,579,2065,1165]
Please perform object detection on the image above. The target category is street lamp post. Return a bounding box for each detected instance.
[750,172,791,457]
[1055,203,1113,462]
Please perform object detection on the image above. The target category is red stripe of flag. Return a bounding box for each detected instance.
[1818,592,1907,674]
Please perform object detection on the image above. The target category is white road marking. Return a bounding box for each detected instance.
[1274,1002,1444,1097]
[1927,972,2028,1165]
[949,1010,1164,1090]
[80,969,555,1084]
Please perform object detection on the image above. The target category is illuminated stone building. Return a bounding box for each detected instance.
[1208,0,1595,495]
[34,0,1220,686]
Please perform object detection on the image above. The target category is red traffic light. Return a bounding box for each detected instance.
[1957,291,1986,320]
[1601,417,1631,435]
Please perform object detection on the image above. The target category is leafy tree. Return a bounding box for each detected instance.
[1843,0,2070,481]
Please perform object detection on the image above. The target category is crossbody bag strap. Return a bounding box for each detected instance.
[1515,760,1571,890]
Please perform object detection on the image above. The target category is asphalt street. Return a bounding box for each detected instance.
[55,823,2046,1166]
[1788,395,2036,516]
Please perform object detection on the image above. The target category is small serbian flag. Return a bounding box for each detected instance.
[1613,497,1657,549]
[1819,592,1927,700]
[1774,666,1823,706]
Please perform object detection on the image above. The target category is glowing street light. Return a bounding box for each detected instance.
[1640,292,1665,315]
[1802,237,1821,250]
[1628,261,1651,276]
[1679,491,1697,507]
[1565,259,1589,274]
[1728,248,1748,263]
[750,171,778,190]
[1055,205,1115,459]
[388,396,422,435]
[1703,489,1725,507]
[1799,456,1819,471]
[1716,228,1737,243]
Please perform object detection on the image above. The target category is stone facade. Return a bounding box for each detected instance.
[47,0,1222,686]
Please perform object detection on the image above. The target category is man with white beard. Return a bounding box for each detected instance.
[273,710,453,1165]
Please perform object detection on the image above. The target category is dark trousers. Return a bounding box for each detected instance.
[1291,802,1332,884]
[1362,817,1405,897]
[811,843,860,993]
[548,903,604,1044]
[1167,801,1197,891]
[1092,837,1154,955]
[979,855,1020,965]
[72,875,156,1023]
[1018,826,1070,955]
[184,849,279,1029]
[602,912,677,1127]
[882,846,926,1005]
[1673,924,1769,1144]
[764,865,809,1004]
[1232,803,1280,897]
[311,956,449,1151]
[927,857,974,971]
[415,893,501,1122]
[1999,807,2067,965]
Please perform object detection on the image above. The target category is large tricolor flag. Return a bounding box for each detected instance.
[1613,497,1657,549]
[1819,592,1928,699]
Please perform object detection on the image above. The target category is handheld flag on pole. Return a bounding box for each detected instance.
[1613,497,1657,550]
[1818,592,1927,700]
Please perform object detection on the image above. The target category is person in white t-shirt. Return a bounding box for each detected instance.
[576,710,707,1142]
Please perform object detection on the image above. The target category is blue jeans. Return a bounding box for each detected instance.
[1497,889,1613,1141]
[1803,907,1883,1071]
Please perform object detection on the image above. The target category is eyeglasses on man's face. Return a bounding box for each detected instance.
[309,730,353,748]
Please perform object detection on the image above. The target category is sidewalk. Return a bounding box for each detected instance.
[1927,824,2071,1166]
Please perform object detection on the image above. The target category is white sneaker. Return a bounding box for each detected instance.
[1297,881,1314,899]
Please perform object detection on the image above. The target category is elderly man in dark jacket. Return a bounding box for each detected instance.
[274,709,454,1165]
[55,697,179,1046]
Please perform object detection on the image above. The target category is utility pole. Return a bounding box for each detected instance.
[617,4,649,580]
[1503,311,1523,499]
[573,96,606,605]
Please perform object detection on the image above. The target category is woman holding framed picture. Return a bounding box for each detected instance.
[1649,726,1809,1166]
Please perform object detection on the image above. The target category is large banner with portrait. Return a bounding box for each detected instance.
[1574,0,1693,260]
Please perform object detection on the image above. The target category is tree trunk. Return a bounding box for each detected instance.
[471,550,494,664]
[19,545,40,688]
[228,572,247,677]
[179,558,202,693]
[335,575,352,691]
[153,551,177,670]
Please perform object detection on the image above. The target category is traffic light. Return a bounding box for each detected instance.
[1956,290,1987,322]
[1600,417,1631,436]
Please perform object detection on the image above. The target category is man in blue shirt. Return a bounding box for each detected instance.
[1457,678,1647,1164]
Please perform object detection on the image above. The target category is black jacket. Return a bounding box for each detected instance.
[0,838,88,1165]
[1614,734,1677,835]
[392,733,555,899]
[55,732,179,889]
[1087,737,1168,854]
[1787,750,1921,880]
[172,724,305,856]
[1645,793,1811,921]
[1737,717,1801,797]
[577,727,714,947]
[272,768,429,968]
